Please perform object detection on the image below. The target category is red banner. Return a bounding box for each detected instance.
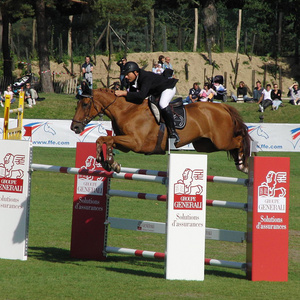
[70,142,108,260]
[247,156,290,281]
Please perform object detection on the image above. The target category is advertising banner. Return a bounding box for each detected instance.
[0,118,112,148]
[1,119,300,152]
[247,156,289,281]
[0,140,32,260]
[166,153,207,281]
[70,142,109,260]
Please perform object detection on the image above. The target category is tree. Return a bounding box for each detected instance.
[0,0,34,77]
[35,0,53,92]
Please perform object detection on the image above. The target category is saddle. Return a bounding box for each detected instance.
[148,96,186,129]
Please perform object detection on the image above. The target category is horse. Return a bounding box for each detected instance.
[71,88,251,173]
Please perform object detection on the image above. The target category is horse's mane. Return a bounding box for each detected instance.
[223,104,251,165]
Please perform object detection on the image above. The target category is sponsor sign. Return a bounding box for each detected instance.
[247,156,289,281]
[166,153,207,281]
[0,140,32,260]
[1,119,300,152]
[70,142,109,260]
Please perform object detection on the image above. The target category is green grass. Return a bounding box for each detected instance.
[0,148,299,300]
[0,94,299,299]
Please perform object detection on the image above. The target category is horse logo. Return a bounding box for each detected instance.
[248,125,269,139]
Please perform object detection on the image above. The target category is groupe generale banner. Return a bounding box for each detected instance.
[0,119,300,152]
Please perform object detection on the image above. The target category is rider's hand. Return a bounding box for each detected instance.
[115,90,127,97]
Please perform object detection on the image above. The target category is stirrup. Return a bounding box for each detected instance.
[170,132,180,144]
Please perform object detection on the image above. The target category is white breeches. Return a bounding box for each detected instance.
[159,86,176,109]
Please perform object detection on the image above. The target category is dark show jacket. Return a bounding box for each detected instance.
[126,69,178,103]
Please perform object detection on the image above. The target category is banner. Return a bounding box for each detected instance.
[1,119,300,152]
[0,140,32,260]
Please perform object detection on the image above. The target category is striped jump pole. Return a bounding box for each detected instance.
[31,163,167,184]
[105,246,246,270]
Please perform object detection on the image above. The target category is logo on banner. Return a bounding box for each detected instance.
[258,170,287,213]
[290,127,300,149]
[248,125,269,139]
[23,121,56,137]
[76,155,104,195]
[0,153,25,193]
[173,168,204,210]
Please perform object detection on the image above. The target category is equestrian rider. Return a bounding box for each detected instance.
[114,61,180,144]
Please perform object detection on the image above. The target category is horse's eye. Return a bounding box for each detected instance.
[82,102,89,108]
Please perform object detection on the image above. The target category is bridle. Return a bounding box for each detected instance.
[72,94,117,126]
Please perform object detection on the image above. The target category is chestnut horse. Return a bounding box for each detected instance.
[71,88,251,173]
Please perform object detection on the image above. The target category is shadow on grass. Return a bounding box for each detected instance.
[29,247,77,264]
[29,247,246,280]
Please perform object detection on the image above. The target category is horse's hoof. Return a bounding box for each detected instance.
[111,161,121,173]
[101,161,111,172]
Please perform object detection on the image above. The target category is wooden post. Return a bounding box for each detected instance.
[193,7,198,52]
[252,70,256,92]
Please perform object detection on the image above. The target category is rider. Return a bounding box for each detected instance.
[114,61,180,144]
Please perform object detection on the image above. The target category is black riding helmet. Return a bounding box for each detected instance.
[124,61,140,75]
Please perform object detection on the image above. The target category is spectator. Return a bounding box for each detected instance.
[163,56,173,70]
[253,80,264,102]
[116,57,128,90]
[24,82,38,108]
[213,81,226,102]
[258,84,273,112]
[199,82,216,102]
[184,82,201,104]
[271,83,282,110]
[3,85,16,105]
[231,81,253,102]
[154,63,164,75]
[158,55,165,66]
[82,56,93,89]
[288,82,300,105]
[0,90,4,107]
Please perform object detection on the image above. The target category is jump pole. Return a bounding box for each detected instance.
[70,143,289,282]
[70,143,207,281]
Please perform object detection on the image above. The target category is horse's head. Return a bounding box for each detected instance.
[71,95,100,134]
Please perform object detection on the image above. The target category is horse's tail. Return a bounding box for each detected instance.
[224,105,251,169]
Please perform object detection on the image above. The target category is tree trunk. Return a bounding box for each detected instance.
[2,13,12,78]
[202,0,217,65]
[68,15,73,57]
[35,0,54,92]
[32,18,36,56]
[162,25,167,52]
[277,11,283,56]
[235,9,242,66]
[193,8,198,52]
[106,20,110,52]
[150,9,154,52]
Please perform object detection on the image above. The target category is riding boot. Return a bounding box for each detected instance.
[161,106,180,144]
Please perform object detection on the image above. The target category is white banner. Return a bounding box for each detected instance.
[0,119,112,148]
[0,119,299,152]
[0,140,32,260]
[166,153,207,281]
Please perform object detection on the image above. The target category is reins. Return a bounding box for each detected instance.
[72,93,117,126]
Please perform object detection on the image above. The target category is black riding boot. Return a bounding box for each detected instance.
[161,106,180,144]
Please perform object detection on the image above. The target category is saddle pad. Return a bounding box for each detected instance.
[173,105,186,129]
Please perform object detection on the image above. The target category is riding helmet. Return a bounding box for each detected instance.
[124,61,140,75]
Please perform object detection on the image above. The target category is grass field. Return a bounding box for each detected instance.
[0,93,299,299]
[0,148,299,300]
[6,92,300,123]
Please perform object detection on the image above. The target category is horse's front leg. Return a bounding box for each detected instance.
[96,136,121,173]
